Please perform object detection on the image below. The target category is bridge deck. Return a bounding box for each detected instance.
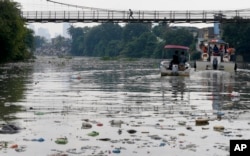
[21,10,250,23]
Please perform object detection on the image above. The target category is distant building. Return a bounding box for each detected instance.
[198,27,214,41]
[37,27,51,40]
[63,23,71,38]
[214,22,220,38]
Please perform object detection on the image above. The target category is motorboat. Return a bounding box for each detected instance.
[160,45,191,76]
[195,39,237,72]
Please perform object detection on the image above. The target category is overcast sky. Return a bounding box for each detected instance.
[15,0,250,11]
[13,0,250,37]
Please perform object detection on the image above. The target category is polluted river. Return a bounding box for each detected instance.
[0,56,250,156]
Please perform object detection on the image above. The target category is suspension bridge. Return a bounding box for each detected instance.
[21,9,250,23]
[19,0,250,23]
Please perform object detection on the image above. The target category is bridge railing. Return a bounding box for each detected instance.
[21,10,250,23]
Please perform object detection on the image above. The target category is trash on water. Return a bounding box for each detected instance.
[195,118,209,126]
[10,144,18,149]
[31,138,45,142]
[81,122,92,129]
[127,129,137,134]
[178,121,187,126]
[15,146,27,152]
[110,120,124,127]
[96,122,103,126]
[112,148,121,154]
[118,129,122,135]
[213,125,225,132]
[0,124,21,134]
[34,112,45,115]
[87,131,99,137]
[216,112,225,116]
[98,138,111,141]
[55,137,68,144]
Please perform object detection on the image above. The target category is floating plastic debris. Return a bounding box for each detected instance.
[15,145,27,152]
[66,148,85,154]
[178,121,187,126]
[112,148,121,154]
[127,129,137,134]
[216,112,225,116]
[81,122,92,129]
[96,122,103,126]
[118,129,122,135]
[10,144,18,149]
[110,120,124,127]
[195,118,209,126]
[31,138,45,142]
[34,112,45,115]
[55,138,68,144]
[0,124,20,134]
[87,131,99,137]
[98,138,111,141]
[213,125,225,132]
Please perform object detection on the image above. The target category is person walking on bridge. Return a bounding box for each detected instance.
[129,9,134,19]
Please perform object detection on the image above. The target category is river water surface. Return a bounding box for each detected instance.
[0,56,250,156]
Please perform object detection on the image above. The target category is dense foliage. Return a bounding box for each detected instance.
[0,0,34,63]
[67,22,196,59]
[222,17,250,61]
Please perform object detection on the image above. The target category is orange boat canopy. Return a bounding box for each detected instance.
[164,45,189,50]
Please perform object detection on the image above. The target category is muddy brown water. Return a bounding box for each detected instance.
[0,56,250,156]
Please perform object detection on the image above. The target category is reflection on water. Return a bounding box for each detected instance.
[0,56,248,116]
[0,56,250,156]
[0,63,33,121]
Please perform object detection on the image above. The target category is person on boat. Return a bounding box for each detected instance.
[219,45,224,52]
[203,46,208,53]
[168,50,179,69]
[179,51,187,70]
[218,45,223,62]
[213,44,219,56]
[173,50,179,64]
[179,51,187,64]
[213,57,218,70]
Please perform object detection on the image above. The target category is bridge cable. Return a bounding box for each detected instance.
[46,0,126,13]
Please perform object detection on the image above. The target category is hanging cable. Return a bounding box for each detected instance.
[46,0,125,12]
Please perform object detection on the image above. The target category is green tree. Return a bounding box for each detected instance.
[152,22,170,38]
[164,28,194,46]
[121,32,157,58]
[152,41,165,58]
[222,17,250,61]
[0,0,33,62]
[104,40,123,57]
[24,28,35,52]
[34,36,47,48]
[122,23,151,42]
[67,22,197,59]
[84,23,122,56]
[51,35,70,50]
[68,26,87,56]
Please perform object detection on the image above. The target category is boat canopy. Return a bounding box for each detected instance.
[164,45,189,50]
[209,39,227,44]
